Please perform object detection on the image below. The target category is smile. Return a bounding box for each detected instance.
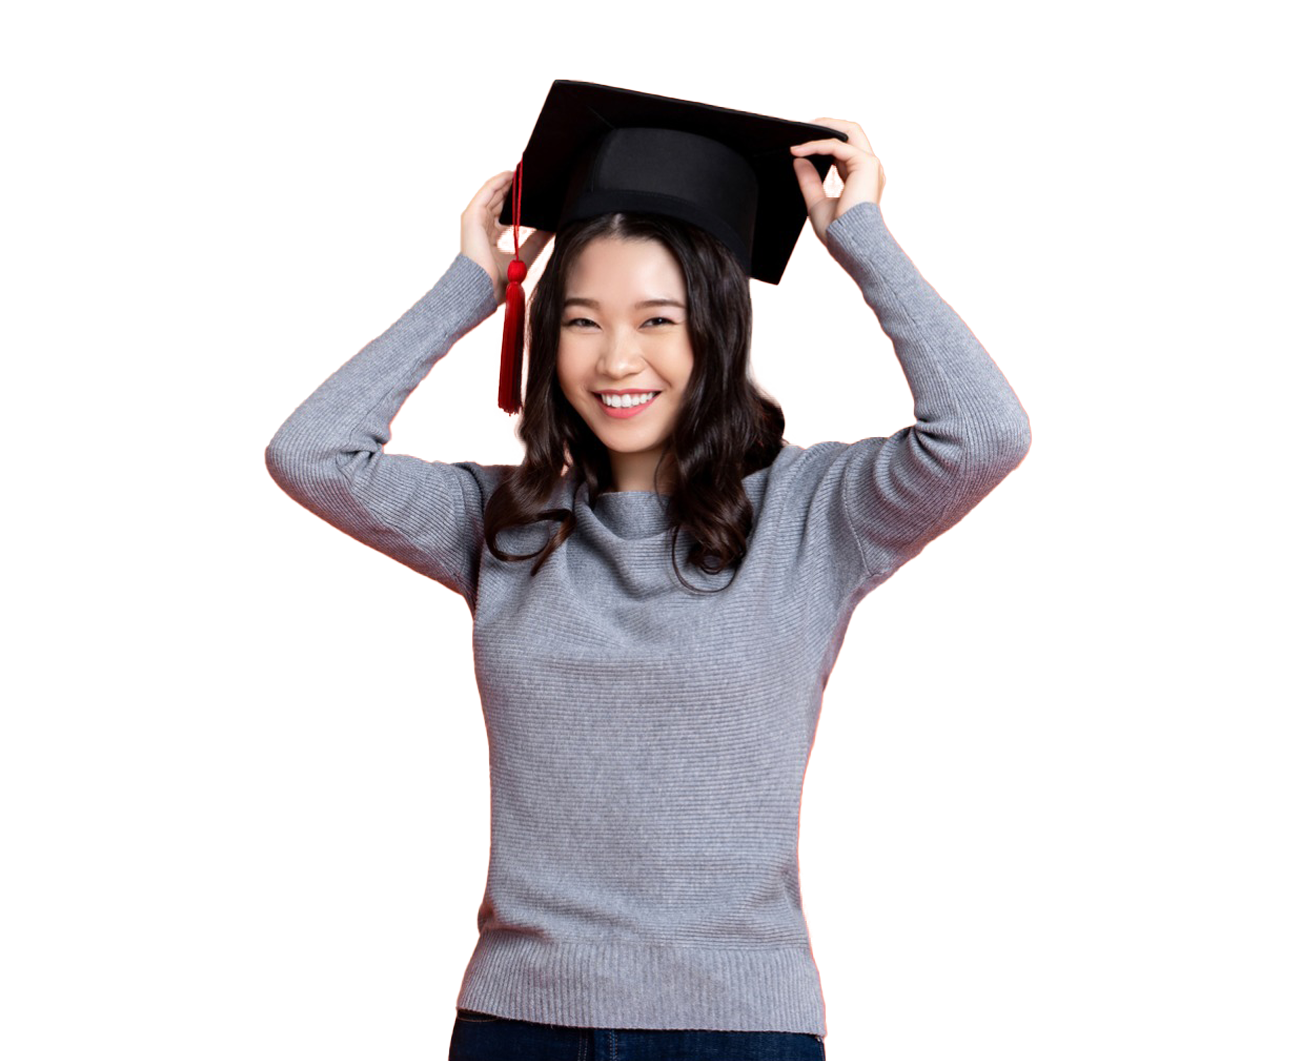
[595,391,661,419]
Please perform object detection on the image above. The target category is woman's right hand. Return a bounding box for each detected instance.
[461,170,554,306]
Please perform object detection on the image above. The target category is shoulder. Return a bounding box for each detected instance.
[444,460,514,487]
[750,437,889,526]
[760,439,873,490]
[443,461,520,510]
[737,439,890,592]
[451,462,581,523]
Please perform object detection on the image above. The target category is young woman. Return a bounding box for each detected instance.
[266,112,1031,1061]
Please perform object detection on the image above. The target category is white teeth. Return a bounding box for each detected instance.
[600,392,658,408]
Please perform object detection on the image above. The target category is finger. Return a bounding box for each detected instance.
[487,171,516,206]
[807,117,873,155]
[790,138,857,186]
[482,169,514,195]
[792,137,876,187]
[517,228,554,267]
[474,170,516,209]
[789,137,868,162]
[791,156,828,215]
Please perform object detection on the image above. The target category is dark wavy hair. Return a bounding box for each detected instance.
[482,211,787,592]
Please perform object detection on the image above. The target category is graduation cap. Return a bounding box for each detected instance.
[495,80,848,414]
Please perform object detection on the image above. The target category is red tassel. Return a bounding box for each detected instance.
[498,258,527,413]
[498,161,527,415]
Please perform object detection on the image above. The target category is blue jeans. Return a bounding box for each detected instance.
[449,1009,825,1060]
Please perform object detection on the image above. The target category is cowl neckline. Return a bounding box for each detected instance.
[568,451,784,543]
[576,480,672,541]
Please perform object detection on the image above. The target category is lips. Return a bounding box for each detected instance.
[594,390,661,398]
[596,391,660,419]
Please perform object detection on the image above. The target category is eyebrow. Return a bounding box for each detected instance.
[563,297,686,310]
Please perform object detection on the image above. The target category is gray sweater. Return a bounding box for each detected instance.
[265,201,1031,1037]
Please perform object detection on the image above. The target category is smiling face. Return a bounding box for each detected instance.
[556,235,695,493]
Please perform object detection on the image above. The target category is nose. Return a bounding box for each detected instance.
[596,327,645,378]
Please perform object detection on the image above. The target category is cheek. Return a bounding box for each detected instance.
[555,346,580,391]
[676,344,696,384]
[556,353,595,414]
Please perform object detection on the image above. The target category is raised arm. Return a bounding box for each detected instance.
[817,199,1032,583]
[785,127,1029,587]
[264,252,502,603]
[265,172,555,607]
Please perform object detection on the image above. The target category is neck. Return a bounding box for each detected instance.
[609,449,678,494]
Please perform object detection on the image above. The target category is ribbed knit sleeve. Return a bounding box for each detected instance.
[812,201,1032,586]
[264,253,502,605]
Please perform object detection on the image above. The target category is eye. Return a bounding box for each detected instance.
[563,317,596,328]
[646,317,677,327]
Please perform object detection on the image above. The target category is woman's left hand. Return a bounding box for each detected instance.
[789,118,886,245]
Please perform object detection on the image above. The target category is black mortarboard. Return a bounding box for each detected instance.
[494,80,848,414]
[501,80,848,283]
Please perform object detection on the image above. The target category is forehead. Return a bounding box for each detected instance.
[566,236,685,295]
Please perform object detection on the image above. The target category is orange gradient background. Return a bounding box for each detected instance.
[2,78,1300,1055]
